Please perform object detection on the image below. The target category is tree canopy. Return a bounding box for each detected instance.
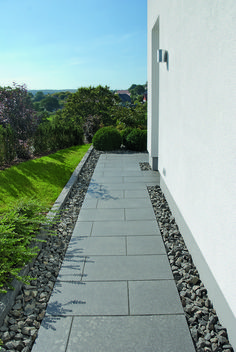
[63,85,120,126]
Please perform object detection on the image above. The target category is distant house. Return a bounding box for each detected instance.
[143,92,147,102]
[115,90,131,105]
[148,0,236,349]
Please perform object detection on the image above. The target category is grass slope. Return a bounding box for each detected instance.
[0,144,91,212]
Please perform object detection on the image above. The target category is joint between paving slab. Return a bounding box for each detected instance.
[81,257,87,281]
[127,281,130,316]
[65,316,74,352]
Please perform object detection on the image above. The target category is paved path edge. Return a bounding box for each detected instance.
[0,145,94,326]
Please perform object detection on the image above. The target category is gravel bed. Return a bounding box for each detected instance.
[147,185,234,352]
[0,149,102,352]
[0,151,234,352]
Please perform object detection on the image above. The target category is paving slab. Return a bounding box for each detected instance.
[124,176,160,183]
[82,255,173,281]
[91,176,123,184]
[67,315,195,352]
[85,189,123,200]
[91,220,161,236]
[100,182,149,190]
[77,208,125,221]
[46,281,128,316]
[72,221,93,236]
[125,207,156,220]
[124,189,149,198]
[127,236,166,255]
[129,280,184,315]
[80,198,98,208]
[32,316,72,352]
[97,197,152,209]
[65,236,126,256]
[57,256,84,281]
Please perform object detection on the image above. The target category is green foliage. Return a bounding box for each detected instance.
[120,127,133,147]
[92,127,121,151]
[33,111,84,154]
[64,85,119,127]
[115,102,147,130]
[126,128,147,151]
[34,91,45,102]
[0,83,38,158]
[83,115,102,143]
[0,124,16,165]
[0,200,48,293]
[40,96,60,112]
[128,83,147,104]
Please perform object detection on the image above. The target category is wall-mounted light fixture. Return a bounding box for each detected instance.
[157,49,168,63]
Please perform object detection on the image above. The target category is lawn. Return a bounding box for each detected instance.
[0,144,91,212]
[0,144,91,293]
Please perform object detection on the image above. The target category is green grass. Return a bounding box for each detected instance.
[0,144,91,212]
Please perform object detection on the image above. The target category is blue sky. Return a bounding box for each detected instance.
[0,0,147,90]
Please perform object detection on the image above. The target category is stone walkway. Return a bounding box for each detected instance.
[32,152,195,352]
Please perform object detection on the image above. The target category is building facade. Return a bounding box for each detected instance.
[147,0,236,347]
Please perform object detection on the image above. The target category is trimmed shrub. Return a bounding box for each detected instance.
[126,128,147,151]
[120,127,133,147]
[92,127,122,151]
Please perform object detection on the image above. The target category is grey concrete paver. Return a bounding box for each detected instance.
[125,207,156,220]
[91,176,123,184]
[129,280,184,315]
[82,255,173,281]
[97,197,152,209]
[32,316,71,352]
[85,189,123,200]
[77,208,125,221]
[127,235,166,255]
[72,221,93,236]
[32,152,195,352]
[57,256,84,281]
[67,316,195,352]
[46,281,128,316]
[65,236,126,256]
[91,220,161,236]
[124,189,149,198]
[100,182,151,190]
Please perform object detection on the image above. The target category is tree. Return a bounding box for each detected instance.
[0,83,38,158]
[40,96,60,112]
[34,91,45,102]
[129,84,146,103]
[64,85,120,126]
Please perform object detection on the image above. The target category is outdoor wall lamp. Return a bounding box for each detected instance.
[157,49,168,63]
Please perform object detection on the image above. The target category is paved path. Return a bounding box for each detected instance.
[32,152,195,352]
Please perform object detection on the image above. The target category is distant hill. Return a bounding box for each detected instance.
[29,89,77,95]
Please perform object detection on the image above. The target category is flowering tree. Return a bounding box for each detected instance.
[0,83,38,158]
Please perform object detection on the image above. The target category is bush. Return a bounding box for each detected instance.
[120,127,133,147]
[0,200,48,293]
[33,116,84,155]
[126,128,147,151]
[92,127,122,151]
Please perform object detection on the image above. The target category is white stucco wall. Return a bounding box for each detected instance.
[148,0,236,347]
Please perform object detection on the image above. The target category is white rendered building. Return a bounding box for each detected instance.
[147,0,236,348]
